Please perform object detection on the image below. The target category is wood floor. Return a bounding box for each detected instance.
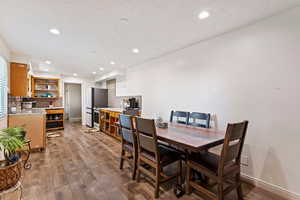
[22,122,285,200]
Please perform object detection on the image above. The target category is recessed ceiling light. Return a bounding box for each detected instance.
[110,61,115,65]
[132,48,140,53]
[73,73,77,76]
[45,60,51,65]
[99,67,104,71]
[49,28,61,35]
[92,72,96,74]
[198,10,210,20]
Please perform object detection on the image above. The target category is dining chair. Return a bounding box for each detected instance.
[186,121,249,200]
[119,114,138,180]
[188,112,211,128]
[170,110,189,125]
[135,117,182,198]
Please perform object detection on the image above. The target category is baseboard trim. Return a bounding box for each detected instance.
[241,173,300,200]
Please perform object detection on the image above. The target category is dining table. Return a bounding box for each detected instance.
[116,118,226,198]
[155,122,226,197]
[156,122,225,152]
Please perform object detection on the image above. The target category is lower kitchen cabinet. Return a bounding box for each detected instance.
[8,114,46,151]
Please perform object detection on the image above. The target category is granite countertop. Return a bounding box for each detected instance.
[9,108,46,116]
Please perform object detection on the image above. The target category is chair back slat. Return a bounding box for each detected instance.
[136,118,156,136]
[224,142,241,164]
[219,121,248,175]
[170,110,189,125]
[119,114,135,144]
[136,118,159,159]
[228,123,246,141]
[121,128,134,144]
[139,134,157,153]
[189,112,211,128]
[119,114,133,129]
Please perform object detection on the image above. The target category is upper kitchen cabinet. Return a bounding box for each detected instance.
[31,77,60,98]
[10,62,30,97]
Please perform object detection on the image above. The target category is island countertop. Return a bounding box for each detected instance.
[99,107,124,113]
[8,108,46,116]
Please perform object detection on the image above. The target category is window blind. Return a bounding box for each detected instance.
[0,58,7,118]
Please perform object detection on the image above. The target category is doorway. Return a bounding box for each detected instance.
[64,83,82,122]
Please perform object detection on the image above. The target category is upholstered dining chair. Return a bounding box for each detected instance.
[170,110,189,125]
[188,112,211,128]
[186,121,249,200]
[119,114,138,180]
[135,117,182,198]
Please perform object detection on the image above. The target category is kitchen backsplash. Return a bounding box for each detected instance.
[8,96,63,111]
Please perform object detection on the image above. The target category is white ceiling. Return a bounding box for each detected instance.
[0,0,299,78]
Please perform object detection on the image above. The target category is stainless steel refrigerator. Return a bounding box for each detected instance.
[86,87,108,127]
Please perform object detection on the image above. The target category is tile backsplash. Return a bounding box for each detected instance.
[8,96,63,111]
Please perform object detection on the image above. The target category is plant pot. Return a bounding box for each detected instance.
[0,159,22,192]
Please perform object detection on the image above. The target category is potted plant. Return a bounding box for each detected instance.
[0,127,25,191]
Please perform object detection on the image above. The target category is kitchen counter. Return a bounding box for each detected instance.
[8,108,46,116]
[42,107,64,110]
[99,107,124,113]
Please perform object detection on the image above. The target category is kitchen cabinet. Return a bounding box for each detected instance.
[46,108,64,132]
[31,77,60,98]
[8,113,46,151]
[10,62,29,97]
[100,108,122,141]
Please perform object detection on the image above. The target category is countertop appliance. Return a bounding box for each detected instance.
[86,88,108,127]
[22,102,33,109]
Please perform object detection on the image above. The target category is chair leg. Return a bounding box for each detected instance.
[217,183,224,200]
[154,166,160,198]
[119,149,125,170]
[186,164,192,194]
[236,173,244,200]
[177,160,182,185]
[136,158,141,183]
[132,154,137,180]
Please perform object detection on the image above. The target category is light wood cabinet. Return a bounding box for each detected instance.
[31,77,60,98]
[100,109,121,141]
[8,114,46,151]
[10,62,29,97]
[46,109,64,132]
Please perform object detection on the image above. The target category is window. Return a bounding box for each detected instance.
[0,57,7,118]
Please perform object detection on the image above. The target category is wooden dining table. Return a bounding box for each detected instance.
[156,122,225,152]
[116,119,226,197]
[155,123,226,197]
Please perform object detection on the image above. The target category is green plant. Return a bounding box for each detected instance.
[0,127,25,162]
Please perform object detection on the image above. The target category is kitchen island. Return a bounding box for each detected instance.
[99,108,141,140]
[99,108,123,140]
[8,109,46,151]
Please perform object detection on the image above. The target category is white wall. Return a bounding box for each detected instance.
[0,36,10,129]
[115,8,300,197]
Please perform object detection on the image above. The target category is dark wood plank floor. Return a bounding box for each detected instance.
[22,122,284,200]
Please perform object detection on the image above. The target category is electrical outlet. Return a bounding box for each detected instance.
[241,156,249,166]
